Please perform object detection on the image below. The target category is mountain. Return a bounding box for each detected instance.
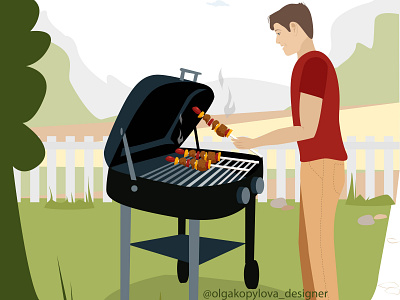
[32,11,131,120]
[205,78,290,116]
[336,13,399,107]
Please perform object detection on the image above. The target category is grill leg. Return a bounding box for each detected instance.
[244,197,259,289]
[178,218,186,234]
[177,218,189,283]
[120,204,131,300]
[245,197,256,263]
[189,219,200,300]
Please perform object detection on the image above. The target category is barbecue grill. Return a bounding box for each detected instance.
[104,68,264,300]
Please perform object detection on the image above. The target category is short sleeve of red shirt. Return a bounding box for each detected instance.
[299,57,328,99]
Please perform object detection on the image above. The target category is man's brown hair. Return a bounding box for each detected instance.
[268,3,313,39]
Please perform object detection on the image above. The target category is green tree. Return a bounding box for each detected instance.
[0,1,50,298]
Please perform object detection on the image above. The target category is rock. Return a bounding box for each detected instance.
[378,282,400,289]
[282,205,294,211]
[387,238,400,244]
[386,287,400,295]
[374,214,388,220]
[270,197,287,208]
[358,215,375,225]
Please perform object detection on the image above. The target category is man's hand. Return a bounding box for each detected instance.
[232,137,259,149]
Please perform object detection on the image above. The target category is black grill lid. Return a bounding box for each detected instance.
[105,72,214,167]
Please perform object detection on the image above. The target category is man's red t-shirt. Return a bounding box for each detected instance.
[291,50,347,162]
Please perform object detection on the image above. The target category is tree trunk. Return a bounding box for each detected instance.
[0,163,39,299]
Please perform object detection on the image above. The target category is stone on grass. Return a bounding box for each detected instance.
[374,214,388,220]
[358,215,375,225]
[270,198,287,208]
[378,282,399,289]
[386,287,400,295]
[282,205,294,211]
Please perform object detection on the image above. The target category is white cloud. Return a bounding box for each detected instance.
[208,0,229,7]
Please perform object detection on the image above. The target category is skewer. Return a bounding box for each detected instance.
[209,164,250,172]
[229,134,263,158]
[219,156,260,164]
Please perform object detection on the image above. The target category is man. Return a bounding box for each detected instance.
[233,3,347,300]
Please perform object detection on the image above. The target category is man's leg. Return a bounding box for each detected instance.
[319,160,344,300]
[299,190,316,298]
[301,159,344,300]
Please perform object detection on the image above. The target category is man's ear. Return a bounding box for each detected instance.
[289,22,298,35]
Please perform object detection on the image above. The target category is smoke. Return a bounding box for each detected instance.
[218,69,224,87]
[219,69,235,117]
[224,88,235,117]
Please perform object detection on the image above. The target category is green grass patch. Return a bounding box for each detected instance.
[346,173,395,206]
[85,182,93,204]
[57,258,74,300]
[45,199,94,210]
[44,185,95,210]
[17,200,390,300]
[105,275,284,300]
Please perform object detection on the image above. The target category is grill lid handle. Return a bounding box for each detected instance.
[180,68,202,152]
[180,68,202,82]
[121,128,138,192]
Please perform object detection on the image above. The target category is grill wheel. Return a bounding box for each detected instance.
[244,260,259,289]
[177,260,189,283]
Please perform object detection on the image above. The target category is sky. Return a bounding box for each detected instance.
[34,0,373,87]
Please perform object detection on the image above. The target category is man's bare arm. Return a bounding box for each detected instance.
[233,92,322,149]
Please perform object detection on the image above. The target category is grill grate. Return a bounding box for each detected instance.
[139,155,259,187]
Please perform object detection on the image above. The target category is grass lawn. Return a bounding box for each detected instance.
[18,200,391,300]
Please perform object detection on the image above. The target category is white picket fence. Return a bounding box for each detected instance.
[14,136,112,203]
[13,135,398,203]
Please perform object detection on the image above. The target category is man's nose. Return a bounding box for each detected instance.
[276,36,280,44]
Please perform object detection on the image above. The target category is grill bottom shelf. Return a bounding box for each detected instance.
[131,234,243,265]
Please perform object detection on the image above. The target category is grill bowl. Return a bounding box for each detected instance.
[106,150,263,220]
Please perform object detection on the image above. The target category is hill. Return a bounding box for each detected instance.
[336,13,399,106]
[33,12,131,120]
[329,0,399,67]
[27,43,116,127]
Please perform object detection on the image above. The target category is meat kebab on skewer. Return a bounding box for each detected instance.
[192,106,263,158]
[192,107,233,138]
[165,156,211,172]
[175,148,221,164]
